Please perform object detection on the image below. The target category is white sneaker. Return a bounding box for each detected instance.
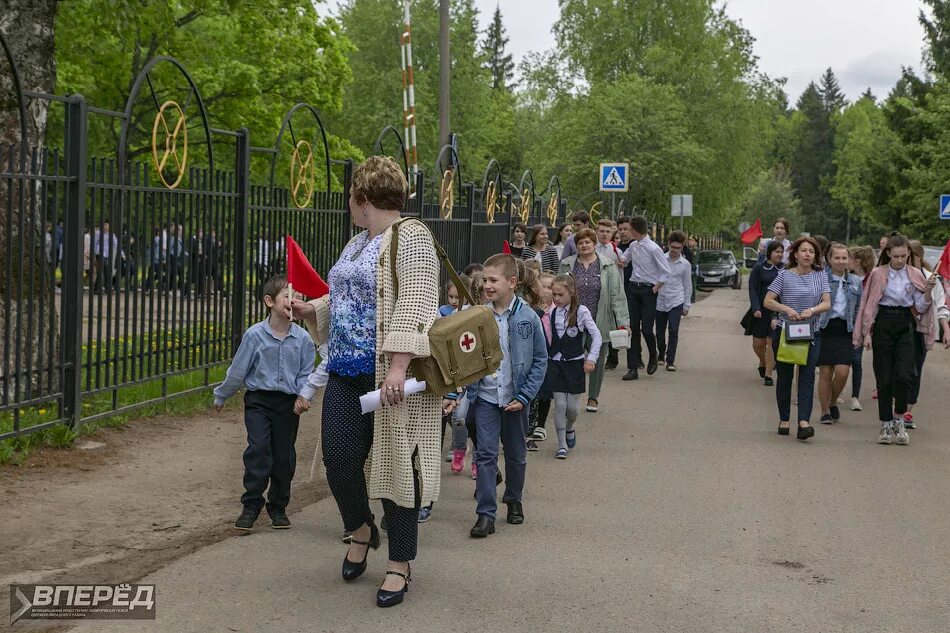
[850,397,862,411]
[836,396,844,404]
[878,424,892,445]
[894,420,910,446]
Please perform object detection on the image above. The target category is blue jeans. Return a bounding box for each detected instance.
[771,329,821,423]
[655,305,684,364]
[473,398,528,520]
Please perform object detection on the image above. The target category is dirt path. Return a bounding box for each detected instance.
[0,399,327,631]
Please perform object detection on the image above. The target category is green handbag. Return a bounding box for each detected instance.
[776,327,810,365]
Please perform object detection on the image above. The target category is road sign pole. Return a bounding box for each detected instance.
[611,192,615,219]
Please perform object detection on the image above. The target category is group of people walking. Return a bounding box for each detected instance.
[212,157,948,612]
[212,156,703,610]
[745,220,949,443]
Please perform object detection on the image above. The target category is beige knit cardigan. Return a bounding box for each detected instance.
[306,220,442,508]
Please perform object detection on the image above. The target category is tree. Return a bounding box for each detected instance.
[819,67,848,114]
[790,82,838,235]
[54,0,357,177]
[734,168,804,238]
[920,0,950,77]
[482,5,514,92]
[335,0,498,182]
[0,1,59,402]
[830,96,901,241]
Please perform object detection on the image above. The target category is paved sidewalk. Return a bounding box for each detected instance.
[69,287,950,633]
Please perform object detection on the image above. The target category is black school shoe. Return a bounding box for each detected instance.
[470,516,495,537]
[830,406,841,421]
[506,501,525,525]
[270,509,291,529]
[235,506,260,531]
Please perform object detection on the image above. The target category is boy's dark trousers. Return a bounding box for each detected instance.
[242,390,300,515]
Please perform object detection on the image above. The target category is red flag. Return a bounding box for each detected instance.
[937,239,950,280]
[740,219,763,246]
[285,236,329,299]
[502,240,511,254]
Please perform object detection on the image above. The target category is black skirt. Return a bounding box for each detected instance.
[818,318,853,366]
[541,359,586,396]
[742,307,774,338]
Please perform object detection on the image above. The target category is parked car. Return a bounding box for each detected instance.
[696,250,742,289]
[743,246,758,269]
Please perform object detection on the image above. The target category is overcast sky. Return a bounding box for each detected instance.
[469,0,928,102]
[321,1,928,103]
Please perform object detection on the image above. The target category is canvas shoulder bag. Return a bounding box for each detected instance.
[390,219,502,396]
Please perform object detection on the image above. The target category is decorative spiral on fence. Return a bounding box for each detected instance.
[546,195,558,226]
[290,140,315,208]
[485,179,498,224]
[519,188,532,224]
[151,100,188,189]
[440,168,455,219]
[589,201,603,224]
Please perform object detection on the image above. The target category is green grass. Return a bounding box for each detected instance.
[0,365,228,465]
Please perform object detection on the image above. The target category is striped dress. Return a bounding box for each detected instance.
[767,268,831,330]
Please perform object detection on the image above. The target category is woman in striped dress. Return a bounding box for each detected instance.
[522,224,560,274]
[763,237,831,441]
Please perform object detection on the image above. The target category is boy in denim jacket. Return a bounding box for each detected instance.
[444,254,547,538]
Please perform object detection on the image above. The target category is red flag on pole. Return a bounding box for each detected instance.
[286,235,329,299]
[937,238,950,280]
[502,240,512,254]
[740,219,763,246]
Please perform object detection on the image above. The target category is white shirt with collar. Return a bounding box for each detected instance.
[657,254,692,313]
[620,235,671,286]
[881,266,930,313]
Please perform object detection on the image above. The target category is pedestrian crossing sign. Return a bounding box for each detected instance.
[600,163,629,192]
[941,194,950,220]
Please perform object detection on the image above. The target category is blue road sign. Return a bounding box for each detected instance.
[941,194,950,220]
[600,163,629,192]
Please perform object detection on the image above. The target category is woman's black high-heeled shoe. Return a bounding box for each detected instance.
[777,423,790,436]
[376,566,411,608]
[341,521,380,581]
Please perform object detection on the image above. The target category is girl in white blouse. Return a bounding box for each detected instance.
[541,275,602,458]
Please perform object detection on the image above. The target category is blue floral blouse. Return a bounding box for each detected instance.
[327,231,384,376]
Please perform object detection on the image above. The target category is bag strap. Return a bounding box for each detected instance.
[391,218,476,307]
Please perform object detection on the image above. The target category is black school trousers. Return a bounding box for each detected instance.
[872,307,917,422]
[242,390,300,514]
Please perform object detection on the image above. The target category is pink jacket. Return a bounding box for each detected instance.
[852,265,935,350]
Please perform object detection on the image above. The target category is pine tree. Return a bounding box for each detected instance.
[819,68,847,114]
[482,4,515,92]
[791,82,836,234]
[920,0,950,77]
[861,87,876,103]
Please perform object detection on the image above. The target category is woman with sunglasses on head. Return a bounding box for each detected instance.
[763,237,831,441]
[853,235,938,446]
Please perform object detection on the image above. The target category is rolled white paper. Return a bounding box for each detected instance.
[359,378,428,414]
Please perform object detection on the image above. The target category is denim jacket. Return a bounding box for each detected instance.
[445,295,548,407]
[819,270,863,332]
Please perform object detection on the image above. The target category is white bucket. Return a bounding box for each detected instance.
[609,329,631,350]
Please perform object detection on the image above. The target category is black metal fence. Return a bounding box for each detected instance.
[0,41,573,441]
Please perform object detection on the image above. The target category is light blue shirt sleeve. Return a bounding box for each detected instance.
[213,329,257,406]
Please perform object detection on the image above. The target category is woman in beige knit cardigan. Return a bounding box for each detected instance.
[295,156,440,608]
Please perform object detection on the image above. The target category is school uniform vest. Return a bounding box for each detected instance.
[548,310,585,359]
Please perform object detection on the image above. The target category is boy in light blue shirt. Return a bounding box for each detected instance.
[213,275,316,531]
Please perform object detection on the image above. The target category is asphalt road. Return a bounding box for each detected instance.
[68,286,950,633]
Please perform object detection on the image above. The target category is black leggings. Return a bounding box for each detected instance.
[322,373,419,562]
[871,310,917,422]
[908,331,928,406]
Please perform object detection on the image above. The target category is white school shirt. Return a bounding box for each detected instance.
[656,254,692,312]
[300,342,330,402]
[550,305,602,363]
[620,235,671,286]
[881,266,929,313]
